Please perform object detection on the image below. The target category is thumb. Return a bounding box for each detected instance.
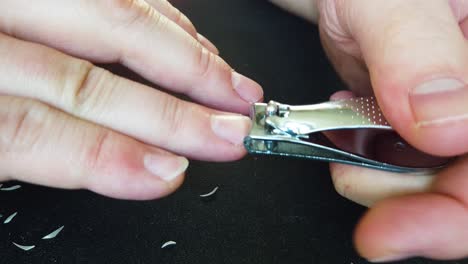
[333,0,468,156]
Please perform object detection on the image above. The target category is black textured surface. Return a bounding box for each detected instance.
[0,1,466,263]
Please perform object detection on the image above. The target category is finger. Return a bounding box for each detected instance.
[324,0,468,156]
[269,0,319,22]
[329,163,435,207]
[354,156,468,261]
[355,194,468,262]
[0,33,250,161]
[329,90,355,101]
[0,96,187,200]
[144,0,196,37]
[0,0,261,113]
[318,24,372,95]
[144,0,219,54]
[328,91,436,207]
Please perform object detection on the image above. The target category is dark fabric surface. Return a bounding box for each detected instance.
[0,1,465,263]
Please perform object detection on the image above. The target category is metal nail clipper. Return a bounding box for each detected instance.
[244,97,450,173]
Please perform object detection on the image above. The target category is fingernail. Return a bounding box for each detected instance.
[231,71,264,103]
[410,78,468,126]
[197,33,219,55]
[211,114,251,146]
[369,254,413,263]
[144,153,189,182]
[330,90,355,101]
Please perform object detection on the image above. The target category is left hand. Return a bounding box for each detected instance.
[0,0,263,200]
[272,0,468,262]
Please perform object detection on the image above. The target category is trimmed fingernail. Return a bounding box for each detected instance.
[197,33,219,55]
[211,114,251,146]
[330,90,355,101]
[144,153,189,182]
[231,71,264,103]
[410,78,468,126]
[369,254,413,263]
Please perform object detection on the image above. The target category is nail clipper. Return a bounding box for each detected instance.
[244,97,450,173]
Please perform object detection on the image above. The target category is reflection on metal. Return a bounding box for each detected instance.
[244,97,450,174]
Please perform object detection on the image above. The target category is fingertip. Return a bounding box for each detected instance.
[354,194,468,261]
[408,80,468,156]
[84,140,189,200]
[143,154,188,182]
[270,0,319,22]
[374,74,468,157]
[135,162,188,200]
[122,153,188,200]
[329,163,434,207]
[353,199,406,262]
[231,71,264,105]
[210,114,251,146]
[329,90,355,101]
[88,168,187,201]
[205,113,250,161]
[413,121,468,156]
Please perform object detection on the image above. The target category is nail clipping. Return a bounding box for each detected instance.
[42,226,65,240]
[4,212,17,224]
[199,186,219,198]
[1,185,21,191]
[12,242,35,251]
[161,241,177,249]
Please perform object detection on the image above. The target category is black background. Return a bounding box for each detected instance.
[0,1,466,263]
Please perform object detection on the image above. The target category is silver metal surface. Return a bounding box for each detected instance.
[244,97,449,174]
[265,97,390,136]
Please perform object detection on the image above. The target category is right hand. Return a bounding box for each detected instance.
[272,0,468,261]
[0,0,263,200]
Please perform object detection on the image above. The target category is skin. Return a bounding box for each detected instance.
[271,0,468,261]
[0,0,264,200]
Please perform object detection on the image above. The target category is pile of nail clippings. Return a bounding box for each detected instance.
[1,183,65,251]
[2,183,220,251]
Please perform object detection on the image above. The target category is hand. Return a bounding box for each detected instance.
[0,0,263,200]
[272,0,468,261]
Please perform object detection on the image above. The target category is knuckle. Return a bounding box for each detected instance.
[172,7,184,25]
[62,61,115,117]
[318,0,351,42]
[194,46,215,79]
[172,8,196,35]
[167,3,197,36]
[97,0,157,28]
[0,98,52,155]
[157,98,186,142]
[81,128,113,178]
